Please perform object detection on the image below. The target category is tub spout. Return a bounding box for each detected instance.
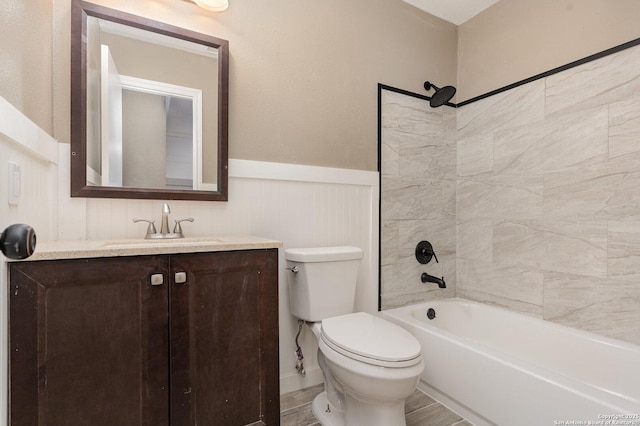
[421,272,446,289]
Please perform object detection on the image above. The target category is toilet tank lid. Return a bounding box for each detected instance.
[285,246,363,262]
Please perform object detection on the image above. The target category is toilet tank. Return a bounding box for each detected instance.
[285,246,363,322]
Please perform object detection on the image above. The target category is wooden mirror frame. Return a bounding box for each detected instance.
[70,0,229,201]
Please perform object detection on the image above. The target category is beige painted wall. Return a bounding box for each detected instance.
[9,1,640,171]
[0,0,53,133]
[458,0,640,101]
[50,0,457,172]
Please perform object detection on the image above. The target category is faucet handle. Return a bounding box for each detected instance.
[173,218,194,236]
[133,218,157,238]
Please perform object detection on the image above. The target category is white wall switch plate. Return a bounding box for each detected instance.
[8,161,21,206]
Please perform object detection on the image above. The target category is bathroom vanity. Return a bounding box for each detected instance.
[7,236,280,426]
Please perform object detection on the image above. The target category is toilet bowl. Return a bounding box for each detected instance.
[311,312,424,426]
[285,246,424,426]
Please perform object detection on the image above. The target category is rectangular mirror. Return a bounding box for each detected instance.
[71,0,229,201]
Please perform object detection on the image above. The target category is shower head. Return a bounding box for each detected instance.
[424,81,456,107]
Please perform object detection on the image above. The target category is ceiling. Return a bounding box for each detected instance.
[403,0,501,25]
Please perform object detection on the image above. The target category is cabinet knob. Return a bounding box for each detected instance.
[175,271,187,285]
[150,274,164,286]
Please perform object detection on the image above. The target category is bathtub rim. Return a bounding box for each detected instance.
[384,297,640,354]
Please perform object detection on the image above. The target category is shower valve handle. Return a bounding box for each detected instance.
[415,240,438,264]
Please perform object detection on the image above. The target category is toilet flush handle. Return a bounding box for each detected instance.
[286,266,299,273]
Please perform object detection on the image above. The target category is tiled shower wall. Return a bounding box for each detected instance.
[380,89,457,309]
[457,44,640,345]
[382,42,640,346]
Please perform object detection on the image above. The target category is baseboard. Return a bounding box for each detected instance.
[280,366,324,395]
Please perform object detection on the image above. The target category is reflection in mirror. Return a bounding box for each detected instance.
[71,0,228,201]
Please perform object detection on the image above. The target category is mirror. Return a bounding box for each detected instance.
[71,0,228,201]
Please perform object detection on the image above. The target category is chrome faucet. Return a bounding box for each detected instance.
[133,203,194,239]
[160,203,171,234]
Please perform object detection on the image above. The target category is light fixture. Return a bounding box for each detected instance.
[193,0,229,12]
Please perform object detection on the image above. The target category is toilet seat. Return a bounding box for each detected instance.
[320,312,422,368]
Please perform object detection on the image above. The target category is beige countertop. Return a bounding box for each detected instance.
[13,235,282,261]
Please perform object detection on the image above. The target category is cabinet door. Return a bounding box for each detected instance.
[9,256,170,426]
[169,249,279,426]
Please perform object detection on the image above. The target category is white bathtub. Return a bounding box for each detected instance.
[383,298,640,426]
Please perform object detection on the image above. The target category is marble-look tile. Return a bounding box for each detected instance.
[442,107,457,144]
[543,221,607,278]
[382,254,446,295]
[400,138,456,180]
[380,262,395,292]
[456,258,543,316]
[441,178,456,218]
[381,220,400,266]
[386,125,439,149]
[456,174,543,221]
[382,256,433,296]
[381,89,456,309]
[493,106,608,175]
[382,257,456,308]
[399,218,456,258]
[457,133,493,177]
[383,92,441,140]
[382,177,447,220]
[601,169,640,222]
[608,221,640,281]
[546,44,640,116]
[543,166,613,222]
[380,133,399,176]
[493,220,546,269]
[457,79,545,139]
[441,258,456,294]
[609,96,640,161]
[395,100,455,181]
[456,218,492,262]
[544,271,640,345]
[381,287,454,310]
[381,177,453,220]
[457,287,544,319]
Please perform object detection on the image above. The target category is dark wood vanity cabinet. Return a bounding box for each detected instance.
[8,249,279,426]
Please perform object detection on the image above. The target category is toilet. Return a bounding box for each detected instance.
[285,246,424,426]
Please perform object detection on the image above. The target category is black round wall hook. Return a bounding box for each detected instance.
[1,223,36,260]
[415,240,438,264]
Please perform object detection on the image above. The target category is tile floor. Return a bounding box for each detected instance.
[280,384,473,426]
